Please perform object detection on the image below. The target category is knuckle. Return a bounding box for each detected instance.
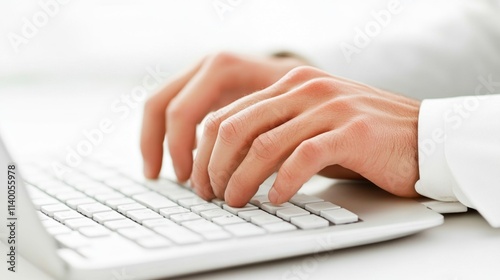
[208,52,240,68]
[191,161,207,185]
[250,133,279,161]
[208,165,228,192]
[323,97,355,115]
[280,66,320,84]
[144,95,164,115]
[278,165,295,186]
[348,116,374,140]
[218,117,242,146]
[296,139,323,164]
[296,77,340,98]
[203,112,223,137]
[166,100,185,121]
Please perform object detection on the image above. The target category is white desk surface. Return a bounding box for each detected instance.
[1,82,500,280]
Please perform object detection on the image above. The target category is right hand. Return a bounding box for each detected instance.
[140,52,306,184]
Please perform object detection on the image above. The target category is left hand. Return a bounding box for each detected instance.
[191,66,421,207]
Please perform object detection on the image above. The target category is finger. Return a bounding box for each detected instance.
[190,78,292,198]
[190,112,224,200]
[224,109,334,206]
[193,67,331,199]
[166,58,236,182]
[269,129,349,204]
[207,98,293,199]
[208,77,333,198]
[141,59,204,178]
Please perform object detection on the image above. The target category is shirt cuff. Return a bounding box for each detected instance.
[414,98,472,206]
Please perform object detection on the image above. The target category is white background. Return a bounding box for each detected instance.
[1,1,500,279]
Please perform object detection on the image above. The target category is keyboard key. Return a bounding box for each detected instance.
[66,198,96,210]
[78,203,112,218]
[320,208,358,225]
[261,202,294,214]
[55,191,86,202]
[276,207,310,221]
[154,226,203,245]
[223,204,258,215]
[94,192,125,204]
[120,185,149,196]
[170,212,202,223]
[127,209,163,223]
[305,202,340,215]
[249,195,270,207]
[136,236,172,249]
[191,203,219,214]
[200,209,232,221]
[105,198,135,209]
[143,218,177,229]
[73,182,108,192]
[212,215,245,226]
[161,189,196,202]
[53,210,84,222]
[84,187,115,197]
[290,215,329,229]
[143,178,184,192]
[178,197,208,208]
[182,219,223,233]
[290,194,323,207]
[93,211,126,223]
[200,230,232,241]
[133,192,176,211]
[32,197,59,209]
[65,218,99,230]
[211,198,225,207]
[103,177,135,189]
[117,203,146,215]
[118,226,155,240]
[46,187,74,196]
[46,225,72,235]
[159,206,189,218]
[78,225,110,238]
[104,219,138,230]
[41,204,70,217]
[238,210,267,221]
[261,222,297,233]
[55,232,90,249]
[250,213,283,226]
[63,173,93,186]
[224,223,265,237]
[37,181,68,191]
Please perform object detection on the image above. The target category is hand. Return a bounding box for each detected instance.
[190,66,421,206]
[141,52,306,181]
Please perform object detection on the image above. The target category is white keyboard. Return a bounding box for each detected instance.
[21,159,360,251]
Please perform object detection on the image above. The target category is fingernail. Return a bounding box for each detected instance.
[268,187,280,204]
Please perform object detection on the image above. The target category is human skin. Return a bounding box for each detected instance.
[141,52,420,207]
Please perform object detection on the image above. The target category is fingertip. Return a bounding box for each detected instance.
[224,186,249,207]
[268,187,282,204]
[143,160,160,179]
[172,157,192,183]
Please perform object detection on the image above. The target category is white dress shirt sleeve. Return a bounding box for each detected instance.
[415,92,500,228]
